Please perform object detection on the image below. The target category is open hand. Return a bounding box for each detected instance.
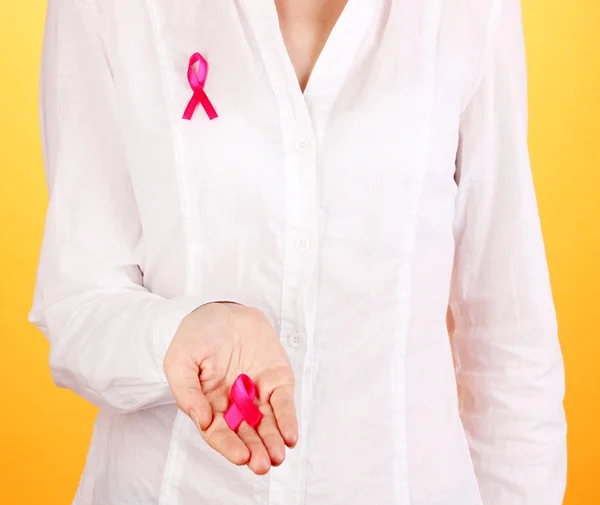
[164,302,298,475]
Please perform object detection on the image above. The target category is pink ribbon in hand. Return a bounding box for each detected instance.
[224,374,263,431]
[183,52,218,121]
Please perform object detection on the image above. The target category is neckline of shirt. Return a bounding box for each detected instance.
[241,0,378,104]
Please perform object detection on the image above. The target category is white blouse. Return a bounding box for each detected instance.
[30,0,567,504]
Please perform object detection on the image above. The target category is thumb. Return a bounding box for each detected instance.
[166,360,213,431]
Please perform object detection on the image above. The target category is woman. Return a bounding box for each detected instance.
[30,0,567,503]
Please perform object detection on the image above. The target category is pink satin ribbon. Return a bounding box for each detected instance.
[182,52,218,121]
[224,374,263,431]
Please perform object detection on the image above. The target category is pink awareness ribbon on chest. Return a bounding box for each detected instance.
[224,374,263,431]
[182,52,218,121]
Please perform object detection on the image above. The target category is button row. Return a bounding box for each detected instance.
[285,135,311,352]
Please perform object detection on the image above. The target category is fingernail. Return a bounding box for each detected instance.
[190,411,201,431]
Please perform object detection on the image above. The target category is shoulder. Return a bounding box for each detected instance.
[460,0,523,45]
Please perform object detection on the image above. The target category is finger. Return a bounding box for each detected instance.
[203,414,250,466]
[238,422,271,475]
[270,384,298,447]
[165,359,213,430]
[256,403,286,466]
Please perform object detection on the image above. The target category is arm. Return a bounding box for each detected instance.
[29,0,211,413]
[449,0,567,503]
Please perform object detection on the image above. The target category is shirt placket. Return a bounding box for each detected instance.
[240,1,378,503]
[269,71,319,505]
[240,4,320,505]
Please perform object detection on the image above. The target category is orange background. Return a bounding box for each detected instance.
[0,1,598,503]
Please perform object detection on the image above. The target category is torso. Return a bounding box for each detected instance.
[66,1,494,503]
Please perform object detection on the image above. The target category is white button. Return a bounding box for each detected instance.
[287,332,302,348]
[295,238,311,251]
[294,137,309,151]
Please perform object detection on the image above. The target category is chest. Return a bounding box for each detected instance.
[103,0,481,240]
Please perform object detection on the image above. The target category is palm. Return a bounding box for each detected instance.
[190,307,297,474]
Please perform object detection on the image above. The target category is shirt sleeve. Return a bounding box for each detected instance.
[29,0,214,413]
[448,0,567,503]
